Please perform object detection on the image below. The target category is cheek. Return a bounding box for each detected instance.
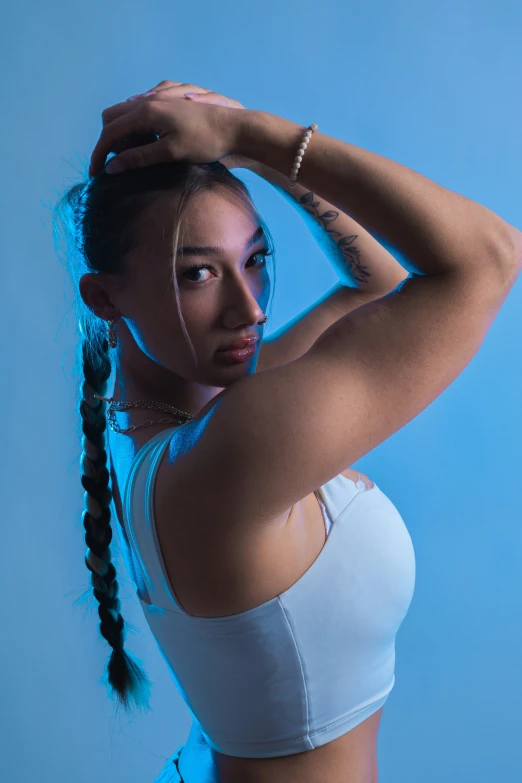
[174,290,218,329]
[161,300,213,357]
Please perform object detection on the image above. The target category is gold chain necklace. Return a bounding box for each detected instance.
[93,394,194,435]
[95,314,268,435]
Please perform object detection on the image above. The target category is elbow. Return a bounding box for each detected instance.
[505,224,522,267]
[495,223,522,286]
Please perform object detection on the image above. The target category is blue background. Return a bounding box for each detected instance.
[2,1,521,781]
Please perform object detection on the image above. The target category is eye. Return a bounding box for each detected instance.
[178,249,273,284]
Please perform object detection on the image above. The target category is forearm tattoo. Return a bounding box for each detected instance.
[299,191,371,286]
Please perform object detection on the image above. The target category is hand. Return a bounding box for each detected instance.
[127,81,255,171]
[89,79,247,176]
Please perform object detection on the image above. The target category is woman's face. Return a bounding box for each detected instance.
[81,186,272,405]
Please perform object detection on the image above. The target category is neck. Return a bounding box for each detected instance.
[109,368,222,421]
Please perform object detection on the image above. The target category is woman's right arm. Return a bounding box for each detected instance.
[233,109,520,282]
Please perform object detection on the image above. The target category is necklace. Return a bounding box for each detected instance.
[93,394,194,435]
[96,313,269,435]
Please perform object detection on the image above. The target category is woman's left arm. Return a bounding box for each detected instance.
[220,152,411,369]
[247,159,409,294]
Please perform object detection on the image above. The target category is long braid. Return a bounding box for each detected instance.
[79,331,152,715]
[52,158,276,715]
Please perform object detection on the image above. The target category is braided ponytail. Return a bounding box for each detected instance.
[51,155,275,717]
[79,332,152,714]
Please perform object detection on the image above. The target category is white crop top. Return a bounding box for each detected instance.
[114,426,416,758]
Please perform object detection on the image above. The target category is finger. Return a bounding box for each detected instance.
[145,80,191,92]
[148,80,184,90]
[90,104,167,175]
[104,137,176,174]
[126,80,184,99]
[137,81,185,97]
[109,132,160,155]
[132,83,212,100]
[100,88,195,130]
[100,97,150,127]
[147,80,212,93]
[101,93,170,127]
[102,86,210,125]
[184,91,230,107]
[184,91,245,110]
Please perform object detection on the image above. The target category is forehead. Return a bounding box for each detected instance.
[138,186,259,252]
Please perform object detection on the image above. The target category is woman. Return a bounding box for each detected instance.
[54,80,521,783]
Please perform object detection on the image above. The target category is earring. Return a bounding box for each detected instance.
[107,318,118,348]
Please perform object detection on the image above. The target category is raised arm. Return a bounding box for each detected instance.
[163,109,521,534]
[245,159,409,293]
[238,158,411,370]
[234,109,520,281]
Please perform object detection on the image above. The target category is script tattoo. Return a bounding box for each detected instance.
[299,191,371,286]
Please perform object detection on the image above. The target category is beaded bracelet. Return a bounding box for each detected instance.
[289,123,319,188]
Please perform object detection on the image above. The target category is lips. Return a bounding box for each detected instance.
[217,336,259,352]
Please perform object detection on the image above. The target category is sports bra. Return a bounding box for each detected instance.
[113,426,416,758]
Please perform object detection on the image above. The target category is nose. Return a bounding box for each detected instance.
[223,272,269,329]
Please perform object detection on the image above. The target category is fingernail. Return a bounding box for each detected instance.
[142,89,159,97]
[106,158,124,174]
[184,93,199,98]
[126,93,143,101]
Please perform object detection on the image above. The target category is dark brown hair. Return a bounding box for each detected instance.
[51,157,276,716]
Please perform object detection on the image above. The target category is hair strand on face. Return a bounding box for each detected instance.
[51,156,276,716]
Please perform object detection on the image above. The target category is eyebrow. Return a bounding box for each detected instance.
[177,226,267,257]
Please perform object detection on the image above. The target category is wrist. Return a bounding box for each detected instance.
[233,109,303,179]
